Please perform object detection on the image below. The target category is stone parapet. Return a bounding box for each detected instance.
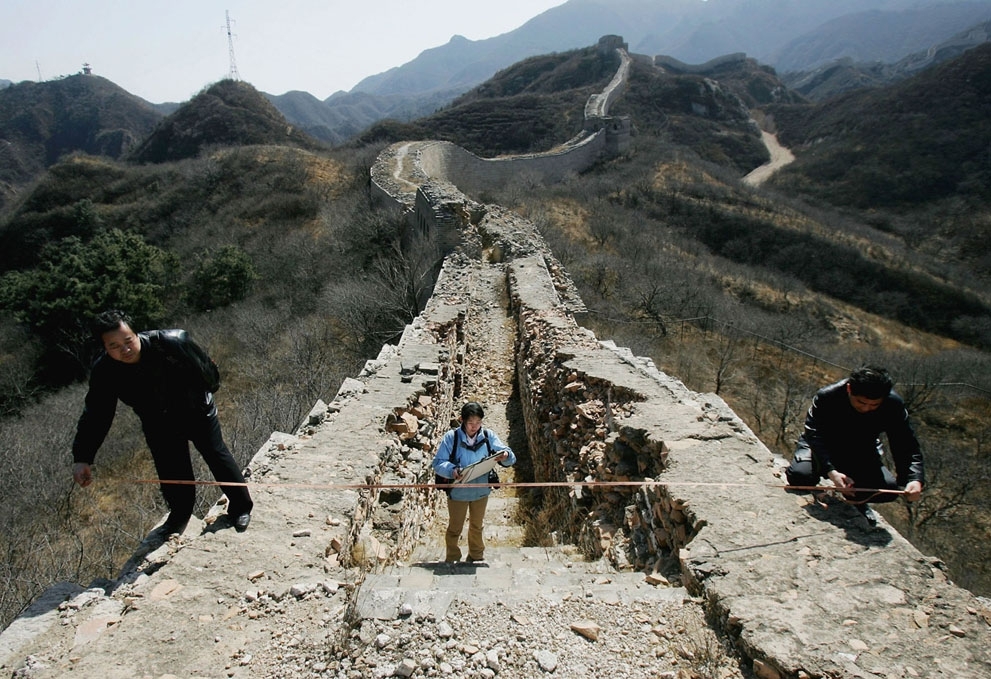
[502,227,991,678]
[4,35,989,679]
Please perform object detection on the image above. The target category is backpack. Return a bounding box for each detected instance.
[151,330,222,394]
[434,428,498,495]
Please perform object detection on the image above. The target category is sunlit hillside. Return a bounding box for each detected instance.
[1,39,990,633]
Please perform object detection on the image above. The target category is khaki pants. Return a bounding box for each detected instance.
[445,495,489,562]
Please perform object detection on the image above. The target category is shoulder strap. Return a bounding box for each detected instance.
[451,428,493,461]
[449,428,460,464]
[148,329,221,393]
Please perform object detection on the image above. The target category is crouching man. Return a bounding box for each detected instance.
[786,365,924,527]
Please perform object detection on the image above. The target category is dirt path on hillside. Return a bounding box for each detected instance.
[743,130,795,186]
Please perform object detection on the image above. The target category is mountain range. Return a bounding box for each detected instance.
[3,0,991,147]
[266,0,991,142]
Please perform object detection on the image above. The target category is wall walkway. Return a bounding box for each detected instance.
[2,35,989,679]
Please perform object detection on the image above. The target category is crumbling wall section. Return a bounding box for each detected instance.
[506,255,701,573]
[333,251,484,568]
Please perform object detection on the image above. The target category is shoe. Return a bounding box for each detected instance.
[233,513,251,532]
[466,556,484,564]
[856,505,878,528]
[158,514,190,535]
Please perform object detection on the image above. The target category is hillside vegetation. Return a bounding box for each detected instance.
[0,74,162,212]
[768,42,991,285]
[0,81,442,629]
[1,38,990,632]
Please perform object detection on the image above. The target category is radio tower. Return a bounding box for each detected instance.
[225,10,240,81]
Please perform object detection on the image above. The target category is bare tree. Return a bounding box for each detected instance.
[712,323,743,396]
[904,433,988,535]
[634,283,669,336]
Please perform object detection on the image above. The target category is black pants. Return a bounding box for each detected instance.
[786,439,899,504]
[142,408,253,521]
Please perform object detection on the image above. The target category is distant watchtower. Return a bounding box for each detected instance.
[82,63,92,75]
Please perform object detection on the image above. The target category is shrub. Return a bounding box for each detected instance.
[185,245,257,311]
[0,228,179,382]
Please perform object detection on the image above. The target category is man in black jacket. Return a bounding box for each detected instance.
[71,310,253,534]
[786,365,924,527]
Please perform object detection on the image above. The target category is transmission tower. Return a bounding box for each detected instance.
[225,10,240,81]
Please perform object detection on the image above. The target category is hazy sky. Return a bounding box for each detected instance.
[2,0,567,103]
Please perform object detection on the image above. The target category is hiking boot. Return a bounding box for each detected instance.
[856,505,878,528]
[466,555,485,564]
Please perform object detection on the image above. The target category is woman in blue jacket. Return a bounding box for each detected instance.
[432,402,515,564]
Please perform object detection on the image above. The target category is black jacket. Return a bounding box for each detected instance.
[72,330,220,464]
[801,379,925,486]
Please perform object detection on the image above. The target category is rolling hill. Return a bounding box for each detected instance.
[0,74,162,212]
[768,42,991,288]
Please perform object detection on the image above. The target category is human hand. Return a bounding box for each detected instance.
[497,451,510,462]
[73,463,93,487]
[827,470,855,495]
[903,481,923,502]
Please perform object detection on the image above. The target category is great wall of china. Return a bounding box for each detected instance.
[1,36,989,679]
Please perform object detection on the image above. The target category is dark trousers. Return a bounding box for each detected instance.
[786,439,899,504]
[142,408,253,521]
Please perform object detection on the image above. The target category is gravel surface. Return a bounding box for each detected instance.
[243,593,742,679]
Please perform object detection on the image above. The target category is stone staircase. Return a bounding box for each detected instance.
[355,493,688,623]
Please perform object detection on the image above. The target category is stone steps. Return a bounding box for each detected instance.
[355,545,687,621]
[356,488,688,621]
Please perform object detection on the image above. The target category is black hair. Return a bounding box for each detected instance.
[91,309,133,339]
[848,365,893,399]
[460,402,485,420]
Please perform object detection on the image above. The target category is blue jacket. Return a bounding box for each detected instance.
[432,426,515,502]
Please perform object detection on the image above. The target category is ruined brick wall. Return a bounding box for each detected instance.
[505,254,704,573]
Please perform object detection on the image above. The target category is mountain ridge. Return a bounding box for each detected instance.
[782,18,991,100]
[129,79,323,164]
[5,1,991,146]
[298,0,991,143]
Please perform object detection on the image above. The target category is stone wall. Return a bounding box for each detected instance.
[415,135,607,196]
[486,213,990,678]
[5,35,989,679]
[369,36,632,224]
[367,96,991,672]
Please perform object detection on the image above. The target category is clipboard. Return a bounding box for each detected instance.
[457,452,503,484]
